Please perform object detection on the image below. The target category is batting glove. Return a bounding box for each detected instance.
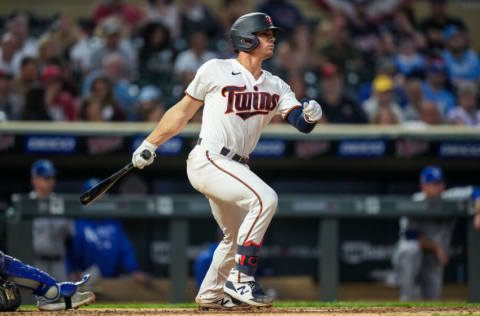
[132,140,156,169]
[302,99,322,123]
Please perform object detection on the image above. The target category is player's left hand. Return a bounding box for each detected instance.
[302,99,322,122]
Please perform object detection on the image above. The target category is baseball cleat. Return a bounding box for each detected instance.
[37,291,95,311]
[196,294,249,310]
[224,280,273,307]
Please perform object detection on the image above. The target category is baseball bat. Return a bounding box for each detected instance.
[79,150,152,206]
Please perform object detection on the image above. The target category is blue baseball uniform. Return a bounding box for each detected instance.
[68,220,138,277]
[393,166,472,301]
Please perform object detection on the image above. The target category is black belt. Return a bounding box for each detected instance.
[197,138,249,164]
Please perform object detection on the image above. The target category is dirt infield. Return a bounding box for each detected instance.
[14,306,480,316]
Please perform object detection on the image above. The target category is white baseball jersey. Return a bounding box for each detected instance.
[186,58,301,156]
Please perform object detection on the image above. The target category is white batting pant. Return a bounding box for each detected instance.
[187,144,278,302]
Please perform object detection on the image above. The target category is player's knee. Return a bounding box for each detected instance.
[262,188,278,215]
[222,230,238,245]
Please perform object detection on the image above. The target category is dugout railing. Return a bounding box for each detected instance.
[6,193,480,302]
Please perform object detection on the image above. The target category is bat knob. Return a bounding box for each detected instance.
[141,149,152,160]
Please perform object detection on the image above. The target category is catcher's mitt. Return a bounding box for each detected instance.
[0,277,21,312]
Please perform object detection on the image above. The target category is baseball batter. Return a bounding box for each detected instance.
[132,12,322,308]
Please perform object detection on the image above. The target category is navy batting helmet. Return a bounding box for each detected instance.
[230,12,281,52]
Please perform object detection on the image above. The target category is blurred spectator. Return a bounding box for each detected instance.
[46,58,79,98]
[420,0,466,54]
[13,56,39,97]
[89,17,136,78]
[393,35,425,77]
[30,159,74,281]
[357,58,406,105]
[256,0,305,37]
[316,0,401,23]
[442,26,480,83]
[69,179,150,286]
[447,81,479,126]
[42,65,77,121]
[403,78,424,121]
[345,0,380,54]
[37,32,62,70]
[0,33,19,75]
[0,71,23,121]
[80,76,125,121]
[133,85,165,122]
[83,53,136,110]
[49,14,82,62]
[174,30,216,85]
[419,100,443,125]
[363,75,404,123]
[145,0,181,39]
[80,97,103,121]
[383,8,423,47]
[372,105,399,125]
[219,0,248,35]
[179,0,222,39]
[21,85,49,120]
[70,23,99,75]
[422,58,456,116]
[287,72,308,104]
[316,14,362,73]
[318,63,368,124]
[138,22,175,82]
[6,13,38,72]
[92,0,144,33]
[374,30,397,61]
[392,166,457,300]
[275,23,313,74]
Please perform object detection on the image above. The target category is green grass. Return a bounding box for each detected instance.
[19,301,480,309]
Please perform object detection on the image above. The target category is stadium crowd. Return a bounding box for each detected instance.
[0,0,479,126]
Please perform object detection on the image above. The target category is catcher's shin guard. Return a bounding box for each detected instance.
[1,253,59,300]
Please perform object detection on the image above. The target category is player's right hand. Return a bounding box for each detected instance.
[132,140,156,169]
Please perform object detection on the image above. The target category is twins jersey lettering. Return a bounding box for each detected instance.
[186,58,300,156]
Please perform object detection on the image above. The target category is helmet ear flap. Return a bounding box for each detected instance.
[232,33,259,52]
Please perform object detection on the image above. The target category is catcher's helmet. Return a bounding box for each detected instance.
[230,12,281,52]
